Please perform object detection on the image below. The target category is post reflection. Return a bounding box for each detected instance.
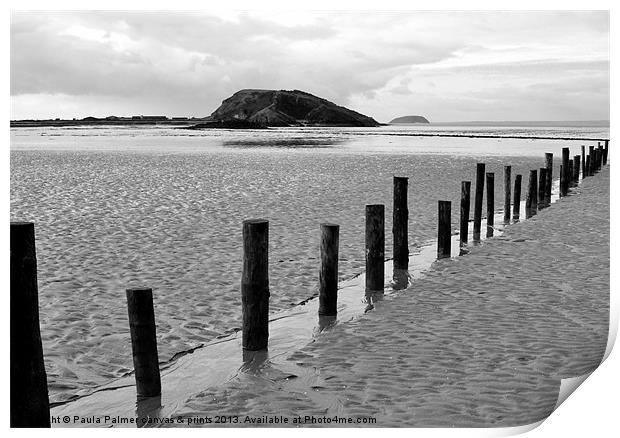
[241,348,269,373]
[317,314,337,332]
[364,290,384,312]
[391,268,410,290]
[135,394,162,428]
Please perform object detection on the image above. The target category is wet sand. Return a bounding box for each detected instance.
[51,166,609,428]
[170,168,608,428]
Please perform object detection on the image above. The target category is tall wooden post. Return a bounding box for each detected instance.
[10,222,50,428]
[560,147,569,196]
[366,205,385,293]
[526,170,538,218]
[392,177,409,271]
[437,201,451,258]
[460,181,471,246]
[503,166,511,224]
[242,219,269,351]
[544,153,553,205]
[574,156,581,183]
[319,224,339,316]
[126,288,161,398]
[538,168,547,209]
[581,146,586,177]
[473,163,485,241]
[568,159,574,186]
[603,140,609,165]
[585,155,591,178]
[486,173,494,238]
[589,146,595,175]
[513,175,522,222]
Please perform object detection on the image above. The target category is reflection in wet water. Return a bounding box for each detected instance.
[135,394,162,428]
[391,268,411,290]
[241,349,269,373]
[222,137,343,149]
[364,290,385,313]
[317,314,337,332]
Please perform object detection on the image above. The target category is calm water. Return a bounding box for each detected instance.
[10,124,609,402]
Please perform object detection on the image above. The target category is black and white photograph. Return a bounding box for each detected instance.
[7,2,615,432]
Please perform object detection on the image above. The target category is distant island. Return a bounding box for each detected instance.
[389,115,430,124]
[199,89,380,128]
[11,89,381,129]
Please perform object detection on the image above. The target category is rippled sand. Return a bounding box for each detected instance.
[160,167,609,427]
[11,145,550,402]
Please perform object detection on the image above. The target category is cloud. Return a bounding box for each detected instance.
[10,10,609,121]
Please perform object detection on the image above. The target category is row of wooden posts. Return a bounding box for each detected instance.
[10,140,609,427]
[436,140,609,258]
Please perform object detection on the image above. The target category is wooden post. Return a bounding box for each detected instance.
[585,155,591,178]
[589,146,595,175]
[526,170,538,218]
[437,201,451,258]
[242,219,269,351]
[473,163,485,241]
[126,288,161,398]
[568,159,574,186]
[503,166,511,224]
[598,146,603,170]
[538,168,547,209]
[460,181,471,246]
[574,155,581,183]
[513,175,522,222]
[560,147,569,196]
[544,153,553,205]
[366,205,385,292]
[604,140,609,165]
[10,222,50,428]
[486,173,494,238]
[581,145,586,177]
[319,224,339,316]
[392,177,408,271]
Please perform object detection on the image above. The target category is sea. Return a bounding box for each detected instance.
[9,123,609,403]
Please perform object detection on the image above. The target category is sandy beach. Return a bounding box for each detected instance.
[49,164,610,428]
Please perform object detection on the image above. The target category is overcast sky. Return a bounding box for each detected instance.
[10,10,609,122]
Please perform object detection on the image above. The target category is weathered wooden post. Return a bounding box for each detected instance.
[126,287,161,398]
[10,222,50,428]
[473,163,485,241]
[568,159,574,186]
[573,155,581,183]
[366,205,385,292]
[437,201,451,258]
[589,146,595,175]
[538,168,547,209]
[503,166,511,224]
[242,219,269,351]
[585,155,591,178]
[513,175,522,222]
[486,173,494,238]
[460,181,471,246]
[598,146,603,170]
[392,177,408,271]
[319,223,339,316]
[581,145,586,177]
[603,140,609,165]
[560,147,569,196]
[526,170,538,218]
[544,153,553,205]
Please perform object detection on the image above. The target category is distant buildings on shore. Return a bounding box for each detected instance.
[10,115,208,127]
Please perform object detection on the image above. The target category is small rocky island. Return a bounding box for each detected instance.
[389,115,430,124]
[189,89,380,129]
